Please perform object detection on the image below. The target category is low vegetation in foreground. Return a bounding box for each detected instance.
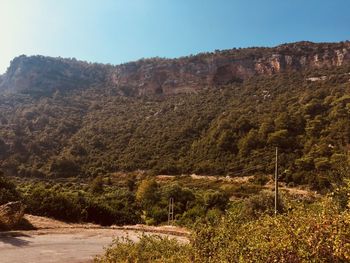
[1,161,349,262]
[95,165,350,263]
[96,195,350,262]
[96,199,350,263]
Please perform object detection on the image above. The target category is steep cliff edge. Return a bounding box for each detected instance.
[0,55,112,95]
[1,41,350,96]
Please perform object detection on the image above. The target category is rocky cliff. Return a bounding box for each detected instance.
[1,41,350,96]
[0,55,112,95]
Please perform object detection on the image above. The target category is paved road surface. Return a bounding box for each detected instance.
[0,229,187,263]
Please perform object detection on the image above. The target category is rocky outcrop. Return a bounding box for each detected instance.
[1,41,350,96]
[0,201,25,229]
[111,41,350,96]
[0,55,113,95]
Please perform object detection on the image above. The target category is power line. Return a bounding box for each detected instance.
[229,162,272,175]
[230,159,273,168]
[230,152,274,166]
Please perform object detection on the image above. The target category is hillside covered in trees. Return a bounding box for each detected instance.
[0,41,349,191]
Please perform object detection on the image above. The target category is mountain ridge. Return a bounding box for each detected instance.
[0,40,349,185]
[1,41,350,96]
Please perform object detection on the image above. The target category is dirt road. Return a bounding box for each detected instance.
[0,215,189,263]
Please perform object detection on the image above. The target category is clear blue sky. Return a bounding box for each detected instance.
[1,0,349,73]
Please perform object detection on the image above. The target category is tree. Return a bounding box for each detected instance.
[50,158,80,177]
[238,129,260,156]
[267,129,289,148]
[90,175,104,194]
[135,179,159,208]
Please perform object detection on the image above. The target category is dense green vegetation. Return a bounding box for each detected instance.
[5,174,251,226]
[0,171,21,205]
[97,199,350,263]
[96,161,350,263]
[1,64,349,191]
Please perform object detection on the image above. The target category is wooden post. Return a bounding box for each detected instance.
[274,147,278,215]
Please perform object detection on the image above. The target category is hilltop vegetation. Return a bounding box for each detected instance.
[0,64,349,191]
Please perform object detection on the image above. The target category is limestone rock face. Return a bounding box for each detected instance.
[0,201,25,228]
[109,41,350,95]
[0,55,113,94]
[1,41,350,96]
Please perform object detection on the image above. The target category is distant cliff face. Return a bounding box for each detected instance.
[0,55,112,95]
[1,41,350,96]
[111,41,350,95]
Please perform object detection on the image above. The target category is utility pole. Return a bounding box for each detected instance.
[168,197,174,225]
[274,147,278,215]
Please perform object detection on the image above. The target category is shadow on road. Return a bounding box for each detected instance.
[0,233,32,247]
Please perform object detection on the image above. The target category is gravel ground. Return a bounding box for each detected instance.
[0,215,189,263]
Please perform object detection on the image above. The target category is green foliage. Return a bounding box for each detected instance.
[136,179,159,208]
[203,190,229,211]
[161,183,195,213]
[20,182,140,225]
[332,156,350,209]
[249,174,269,186]
[267,129,289,147]
[238,129,260,155]
[1,64,350,190]
[98,198,350,262]
[241,191,284,219]
[13,175,235,226]
[23,184,84,221]
[89,175,104,194]
[50,158,80,177]
[0,173,21,205]
[95,235,192,263]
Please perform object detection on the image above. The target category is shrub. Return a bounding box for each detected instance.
[249,174,269,186]
[203,190,229,211]
[145,205,167,225]
[89,175,104,194]
[241,191,285,219]
[98,198,350,262]
[136,179,159,208]
[23,185,84,222]
[0,175,21,205]
[50,158,80,177]
[178,205,206,226]
[95,235,192,263]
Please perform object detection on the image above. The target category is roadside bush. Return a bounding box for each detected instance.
[249,174,269,186]
[97,198,350,262]
[203,190,229,211]
[178,205,206,226]
[95,235,192,263]
[0,174,21,205]
[202,199,350,262]
[85,200,115,225]
[23,184,84,221]
[143,205,167,225]
[241,191,284,219]
[21,183,141,225]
